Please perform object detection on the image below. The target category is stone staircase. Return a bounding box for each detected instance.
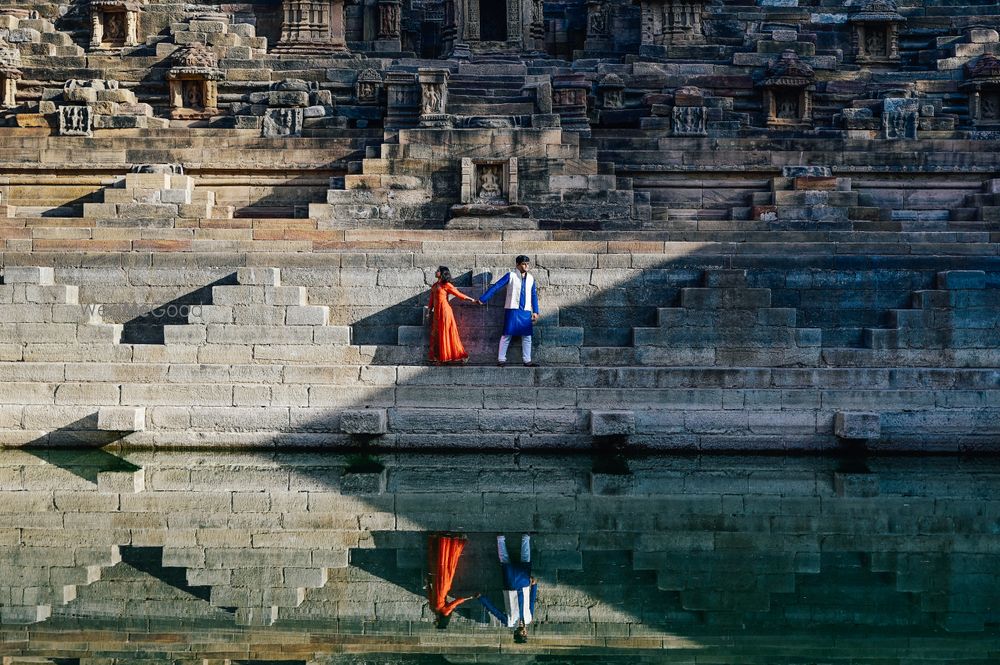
[632,269,822,367]
[447,70,537,119]
[865,270,1000,351]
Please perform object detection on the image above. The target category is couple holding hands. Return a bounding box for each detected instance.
[428,255,539,368]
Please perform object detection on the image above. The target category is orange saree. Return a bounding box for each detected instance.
[427,533,471,616]
[428,281,475,363]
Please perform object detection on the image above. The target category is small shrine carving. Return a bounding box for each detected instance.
[166,43,221,119]
[963,54,1000,127]
[59,105,92,136]
[356,68,384,105]
[598,74,625,110]
[849,0,904,64]
[89,0,142,49]
[758,50,815,127]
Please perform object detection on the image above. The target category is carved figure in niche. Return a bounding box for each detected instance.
[865,30,886,57]
[183,81,204,108]
[776,92,799,120]
[379,2,400,38]
[983,93,1000,120]
[422,84,442,115]
[105,12,125,42]
[589,5,608,35]
[477,164,503,201]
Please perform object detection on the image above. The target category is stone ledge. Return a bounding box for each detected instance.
[97,407,146,432]
[340,409,388,435]
[833,411,880,440]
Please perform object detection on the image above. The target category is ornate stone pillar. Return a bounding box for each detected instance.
[274,0,348,54]
[552,73,591,135]
[417,68,450,128]
[385,71,420,128]
[374,0,402,52]
[585,0,613,53]
[529,0,545,52]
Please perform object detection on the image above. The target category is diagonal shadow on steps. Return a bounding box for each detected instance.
[119,546,216,605]
[119,275,236,344]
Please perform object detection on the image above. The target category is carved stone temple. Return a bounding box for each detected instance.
[0,0,996,458]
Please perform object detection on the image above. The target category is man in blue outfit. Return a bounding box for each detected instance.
[477,533,537,643]
[478,255,539,368]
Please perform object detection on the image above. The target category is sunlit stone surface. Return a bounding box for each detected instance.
[0,450,998,662]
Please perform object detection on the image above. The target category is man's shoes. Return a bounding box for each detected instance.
[523,362,538,368]
[497,361,506,368]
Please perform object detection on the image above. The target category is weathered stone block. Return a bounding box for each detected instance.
[285,305,329,326]
[833,411,880,440]
[3,267,54,285]
[590,410,635,437]
[97,407,146,432]
[237,268,281,286]
[340,409,388,435]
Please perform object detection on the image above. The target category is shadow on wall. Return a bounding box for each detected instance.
[119,275,236,344]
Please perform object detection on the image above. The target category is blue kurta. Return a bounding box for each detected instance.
[479,271,539,337]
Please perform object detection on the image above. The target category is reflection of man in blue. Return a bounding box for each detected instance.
[478,534,537,643]
[478,255,539,367]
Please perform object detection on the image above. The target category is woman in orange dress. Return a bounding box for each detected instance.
[428,266,477,364]
[427,532,472,629]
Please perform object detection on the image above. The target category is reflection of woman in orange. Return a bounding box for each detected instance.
[428,266,478,365]
[427,532,472,629]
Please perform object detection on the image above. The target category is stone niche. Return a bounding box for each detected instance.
[462,158,518,205]
[355,68,383,105]
[848,0,904,65]
[758,50,815,127]
[0,38,21,108]
[273,0,348,54]
[166,43,221,119]
[598,73,625,110]
[89,0,142,49]
[963,54,1000,128]
[450,157,531,223]
[443,0,543,56]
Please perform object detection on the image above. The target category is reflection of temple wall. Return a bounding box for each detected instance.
[2,450,999,652]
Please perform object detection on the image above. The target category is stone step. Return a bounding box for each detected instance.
[446,102,536,115]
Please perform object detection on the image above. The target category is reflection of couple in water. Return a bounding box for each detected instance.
[426,533,537,643]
